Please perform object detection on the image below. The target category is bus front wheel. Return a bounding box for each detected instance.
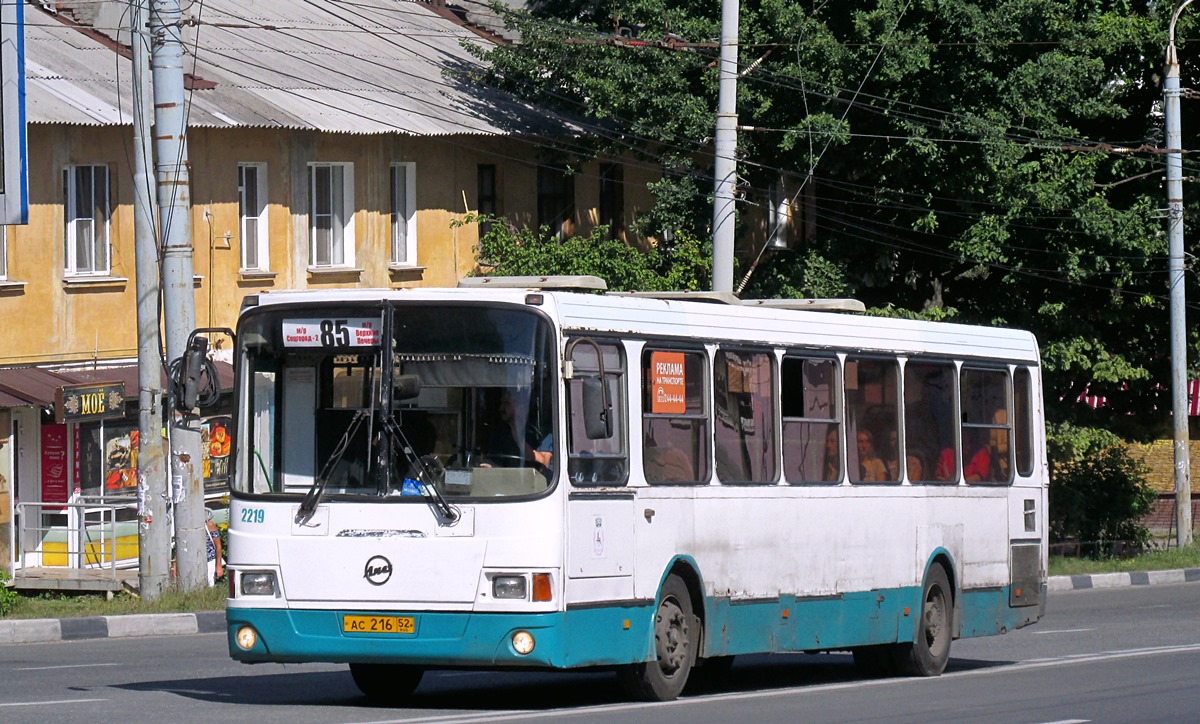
[349,663,424,704]
[896,564,952,676]
[617,575,696,701]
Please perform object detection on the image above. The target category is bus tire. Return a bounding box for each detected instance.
[896,563,952,676]
[616,575,696,701]
[349,663,424,703]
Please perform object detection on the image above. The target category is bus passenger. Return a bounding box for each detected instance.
[855,430,888,482]
[823,428,841,481]
[965,409,1008,483]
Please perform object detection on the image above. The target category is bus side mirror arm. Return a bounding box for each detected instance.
[565,337,613,440]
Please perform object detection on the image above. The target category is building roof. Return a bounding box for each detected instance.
[23,0,577,136]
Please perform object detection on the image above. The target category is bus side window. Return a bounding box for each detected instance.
[845,357,900,484]
[714,349,777,484]
[566,339,628,486]
[782,357,841,484]
[904,361,957,483]
[642,348,709,484]
[961,368,1012,485]
[1014,367,1034,476]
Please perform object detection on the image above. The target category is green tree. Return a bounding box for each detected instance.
[464,1,1199,434]
[1047,422,1157,556]
[463,214,711,291]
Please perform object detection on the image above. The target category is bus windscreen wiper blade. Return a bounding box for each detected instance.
[296,409,368,526]
[383,417,459,524]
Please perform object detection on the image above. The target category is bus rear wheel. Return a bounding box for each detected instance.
[896,564,952,676]
[349,663,424,704]
[617,575,696,701]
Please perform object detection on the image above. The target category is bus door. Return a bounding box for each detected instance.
[563,338,635,595]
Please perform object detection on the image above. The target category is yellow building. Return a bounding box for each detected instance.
[0,0,656,578]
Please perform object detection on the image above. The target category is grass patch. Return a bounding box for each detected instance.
[1049,541,1200,576]
[1,583,226,620]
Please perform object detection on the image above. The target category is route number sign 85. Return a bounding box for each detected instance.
[282,318,381,348]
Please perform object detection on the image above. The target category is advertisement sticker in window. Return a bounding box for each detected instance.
[650,351,687,414]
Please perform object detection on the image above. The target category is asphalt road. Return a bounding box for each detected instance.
[2,583,1200,723]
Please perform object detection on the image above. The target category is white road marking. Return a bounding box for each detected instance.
[339,642,1200,724]
[14,662,120,671]
[0,698,108,708]
[1031,628,1094,635]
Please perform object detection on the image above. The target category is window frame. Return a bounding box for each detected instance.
[598,161,624,238]
[960,366,1013,486]
[565,336,629,487]
[781,354,843,485]
[713,347,778,485]
[238,162,268,272]
[844,355,901,485]
[0,225,7,280]
[389,162,417,268]
[641,345,710,485]
[536,164,574,240]
[63,163,111,277]
[903,358,960,485]
[307,162,355,269]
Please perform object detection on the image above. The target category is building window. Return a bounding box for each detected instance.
[537,165,574,240]
[308,162,354,268]
[63,164,110,276]
[477,164,496,236]
[598,162,623,237]
[239,163,268,271]
[390,162,416,266]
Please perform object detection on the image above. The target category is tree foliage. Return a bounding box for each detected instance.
[464,0,1200,435]
[463,214,711,291]
[1047,422,1157,555]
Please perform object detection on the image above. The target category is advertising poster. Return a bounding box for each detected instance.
[202,416,232,491]
[103,427,138,492]
[40,424,69,508]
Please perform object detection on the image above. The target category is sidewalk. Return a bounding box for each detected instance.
[4,569,1200,645]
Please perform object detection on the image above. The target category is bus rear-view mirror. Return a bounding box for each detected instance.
[582,376,613,440]
[394,375,421,401]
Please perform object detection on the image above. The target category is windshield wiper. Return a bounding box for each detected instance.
[295,409,369,526]
[383,416,460,524]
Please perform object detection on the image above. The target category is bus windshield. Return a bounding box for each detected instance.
[234,303,557,501]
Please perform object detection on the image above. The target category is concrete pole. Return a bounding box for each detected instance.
[131,0,170,600]
[151,0,206,589]
[711,0,738,293]
[1166,1,1193,547]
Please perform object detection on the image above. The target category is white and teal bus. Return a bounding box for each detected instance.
[220,276,1046,702]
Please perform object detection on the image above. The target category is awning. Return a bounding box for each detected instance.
[0,362,233,409]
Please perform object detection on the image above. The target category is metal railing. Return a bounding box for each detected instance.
[15,497,140,576]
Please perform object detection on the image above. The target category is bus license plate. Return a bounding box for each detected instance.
[343,615,415,634]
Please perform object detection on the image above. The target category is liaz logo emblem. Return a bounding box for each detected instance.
[363,555,392,586]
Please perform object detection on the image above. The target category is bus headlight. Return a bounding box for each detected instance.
[235,625,259,650]
[512,630,535,655]
[493,575,527,600]
[241,571,277,596]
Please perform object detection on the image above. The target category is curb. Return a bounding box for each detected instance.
[1047,567,1200,592]
[0,610,225,645]
[5,569,1200,645]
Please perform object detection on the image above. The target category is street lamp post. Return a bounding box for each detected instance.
[1165,0,1193,547]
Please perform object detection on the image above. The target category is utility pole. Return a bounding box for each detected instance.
[1166,0,1193,548]
[151,0,206,589]
[131,0,170,599]
[711,0,738,294]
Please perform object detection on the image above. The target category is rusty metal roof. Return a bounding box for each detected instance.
[24,1,578,137]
